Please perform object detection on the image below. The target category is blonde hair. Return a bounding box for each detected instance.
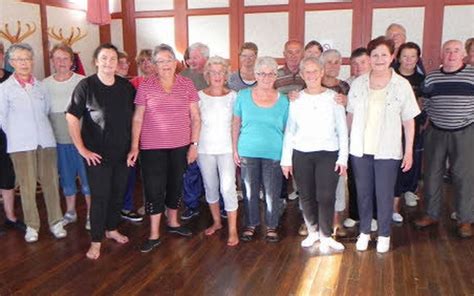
[203,55,230,83]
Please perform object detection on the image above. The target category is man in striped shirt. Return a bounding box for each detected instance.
[415,40,474,238]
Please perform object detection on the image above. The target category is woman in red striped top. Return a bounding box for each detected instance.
[128,44,201,253]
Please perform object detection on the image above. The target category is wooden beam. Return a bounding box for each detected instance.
[39,0,50,77]
[122,0,137,75]
[229,0,243,70]
[422,0,444,72]
[174,0,188,55]
[99,24,111,44]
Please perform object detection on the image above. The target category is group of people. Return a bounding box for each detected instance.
[0,22,473,260]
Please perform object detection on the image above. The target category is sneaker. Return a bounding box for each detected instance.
[259,190,265,201]
[356,233,371,251]
[220,210,228,219]
[301,232,319,248]
[62,211,78,226]
[450,212,458,221]
[50,221,67,239]
[376,236,390,253]
[180,208,200,220]
[140,238,161,253]
[166,225,192,237]
[319,236,345,253]
[343,218,358,228]
[392,212,404,223]
[371,219,378,232]
[121,210,144,222]
[25,226,39,243]
[404,191,418,207]
[85,216,91,231]
[288,191,299,201]
[5,218,27,232]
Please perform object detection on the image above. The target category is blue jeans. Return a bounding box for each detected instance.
[56,143,90,196]
[240,157,283,229]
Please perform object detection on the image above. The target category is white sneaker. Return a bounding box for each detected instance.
[62,211,77,226]
[404,191,418,207]
[356,233,371,251]
[288,191,299,200]
[85,215,91,231]
[343,218,358,228]
[450,212,458,221]
[25,227,39,243]
[392,212,404,223]
[259,190,264,201]
[301,232,319,248]
[50,221,67,239]
[319,236,345,253]
[371,219,378,232]
[376,236,390,253]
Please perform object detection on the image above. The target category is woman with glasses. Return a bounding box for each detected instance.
[228,42,258,91]
[232,56,289,243]
[128,44,201,253]
[131,49,155,89]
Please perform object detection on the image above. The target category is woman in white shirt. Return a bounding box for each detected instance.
[197,56,239,246]
[281,56,348,253]
[347,37,420,253]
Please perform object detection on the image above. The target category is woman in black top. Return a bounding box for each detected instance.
[66,43,135,260]
[393,42,426,220]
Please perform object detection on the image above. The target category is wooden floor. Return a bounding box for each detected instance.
[0,183,473,296]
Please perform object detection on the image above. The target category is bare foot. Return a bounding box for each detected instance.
[227,233,239,247]
[204,223,223,236]
[86,242,101,260]
[105,230,129,244]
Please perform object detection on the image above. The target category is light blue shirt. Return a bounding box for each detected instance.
[233,87,289,161]
[0,75,56,153]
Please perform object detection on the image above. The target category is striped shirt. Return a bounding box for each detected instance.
[274,66,306,95]
[135,74,199,149]
[422,65,474,130]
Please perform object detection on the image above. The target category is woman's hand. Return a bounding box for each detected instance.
[281,166,293,179]
[335,164,347,176]
[334,94,348,107]
[288,90,300,102]
[233,151,241,167]
[187,145,198,164]
[79,148,102,166]
[127,147,139,167]
[401,152,413,172]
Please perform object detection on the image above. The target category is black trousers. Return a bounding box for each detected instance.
[87,161,130,242]
[293,150,339,237]
[140,146,188,215]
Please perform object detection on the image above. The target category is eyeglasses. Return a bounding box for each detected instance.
[208,70,226,77]
[155,59,174,65]
[256,72,276,78]
[11,58,33,63]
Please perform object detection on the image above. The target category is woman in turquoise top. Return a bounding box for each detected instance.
[232,56,289,243]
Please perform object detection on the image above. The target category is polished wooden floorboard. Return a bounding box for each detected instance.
[0,184,472,296]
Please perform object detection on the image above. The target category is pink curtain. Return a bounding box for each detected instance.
[87,0,111,25]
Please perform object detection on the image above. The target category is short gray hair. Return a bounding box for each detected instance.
[6,43,34,60]
[189,42,210,59]
[152,43,176,63]
[204,55,230,82]
[321,49,342,64]
[254,56,278,75]
[385,23,406,37]
[299,56,324,73]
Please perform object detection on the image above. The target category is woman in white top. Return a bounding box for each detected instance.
[347,37,420,253]
[281,57,348,253]
[197,56,239,246]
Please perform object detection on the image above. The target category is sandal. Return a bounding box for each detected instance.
[265,228,280,243]
[240,227,256,242]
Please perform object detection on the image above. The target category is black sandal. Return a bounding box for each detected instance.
[240,227,256,242]
[265,228,280,243]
